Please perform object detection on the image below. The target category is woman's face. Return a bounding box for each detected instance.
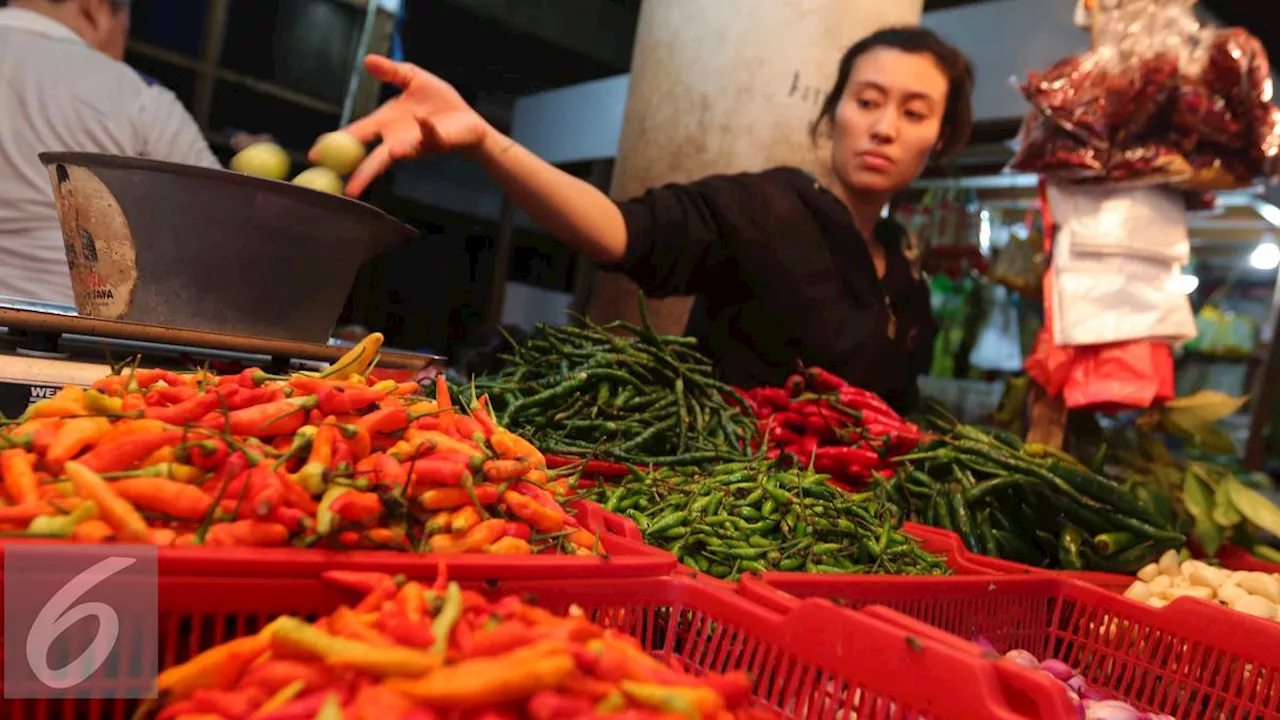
[828,47,949,198]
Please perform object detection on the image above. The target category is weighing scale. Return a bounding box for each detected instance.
[0,297,437,419]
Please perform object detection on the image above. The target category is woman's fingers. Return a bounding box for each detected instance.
[345,143,393,198]
[364,55,419,87]
[337,101,400,147]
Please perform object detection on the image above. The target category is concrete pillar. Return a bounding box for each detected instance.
[587,0,926,334]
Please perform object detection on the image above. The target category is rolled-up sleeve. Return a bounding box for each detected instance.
[604,175,746,298]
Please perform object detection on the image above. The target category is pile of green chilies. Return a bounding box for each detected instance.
[585,458,951,580]
[470,311,759,466]
[877,424,1186,574]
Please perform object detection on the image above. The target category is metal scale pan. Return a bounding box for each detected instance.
[40,152,416,344]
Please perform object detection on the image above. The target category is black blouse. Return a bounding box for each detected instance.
[607,166,935,413]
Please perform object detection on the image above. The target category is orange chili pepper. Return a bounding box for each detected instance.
[96,418,168,445]
[149,527,178,545]
[480,459,530,483]
[120,393,148,413]
[447,518,507,554]
[71,518,116,543]
[1,448,39,504]
[111,476,212,520]
[202,520,290,547]
[63,461,150,541]
[489,428,545,469]
[328,606,397,648]
[157,632,271,701]
[0,499,83,524]
[45,416,112,469]
[356,406,411,437]
[76,429,184,474]
[419,485,499,511]
[352,684,416,720]
[449,505,482,534]
[485,536,532,555]
[502,491,565,534]
[385,641,574,708]
[397,581,426,623]
[434,374,454,431]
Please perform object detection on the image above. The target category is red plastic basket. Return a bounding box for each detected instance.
[0,501,676,581]
[904,523,1134,592]
[740,573,1280,719]
[0,568,1083,720]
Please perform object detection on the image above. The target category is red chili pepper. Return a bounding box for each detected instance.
[804,367,849,392]
[502,521,532,541]
[405,458,472,492]
[147,385,199,405]
[321,570,396,595]
[356,406,410,436]
[355,452,406,491]
[186,688,261,719]
[813,445,880,467]
[376,600,434,648]
[198,397,316,437]
[143,390,224,425]
[835,386,896,415]
[769,426,802,446]
[472,395,500,437]
[753,387,793,410]
[784,374,807,397]
[452,414,485,442]
[225,386,285,411]
[329,490,382,525]
[317,385,388,415]
[185,437,230,470]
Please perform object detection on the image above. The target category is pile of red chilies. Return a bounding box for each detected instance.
[738,368,922,489]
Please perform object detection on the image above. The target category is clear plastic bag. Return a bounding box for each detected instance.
[1018,0,1280,187]
[1007,111,1106,178]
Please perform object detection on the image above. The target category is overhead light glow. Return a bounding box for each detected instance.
[1250,242,1280,270]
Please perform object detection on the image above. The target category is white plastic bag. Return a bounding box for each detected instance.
[968,284,1025,373]
[1046,183,1190,264]
[1047,182,1197,347]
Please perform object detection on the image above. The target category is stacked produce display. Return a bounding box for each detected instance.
[584,457,950,580]
[469,310,758,467]
[0,334,602,555]
[878,419,1185,574]
[5,309,1280,719]
[146,570,768,720]
[740,367,922,488]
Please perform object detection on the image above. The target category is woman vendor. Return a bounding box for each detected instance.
[324,27,975,414]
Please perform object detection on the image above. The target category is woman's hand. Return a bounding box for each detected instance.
[317,55,492,197]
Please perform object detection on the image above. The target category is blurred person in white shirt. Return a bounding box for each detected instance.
[0,0,221,306]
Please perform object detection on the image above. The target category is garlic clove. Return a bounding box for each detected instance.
[1230,593,1278,621]
[1137,563,1160,583]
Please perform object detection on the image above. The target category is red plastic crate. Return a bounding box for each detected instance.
[740,573,1280,719]
[0,501,676,581]
[0,568,1084,720]
[904,523,1135,592]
